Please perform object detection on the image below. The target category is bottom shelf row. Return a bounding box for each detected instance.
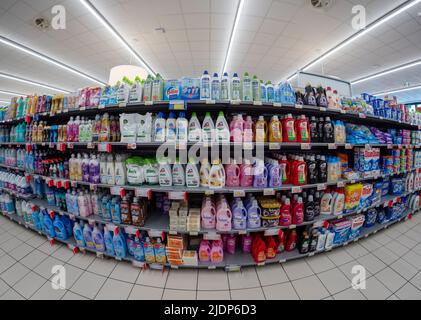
[0,195,418,271]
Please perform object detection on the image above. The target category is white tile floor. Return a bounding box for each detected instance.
[0,213,421,300]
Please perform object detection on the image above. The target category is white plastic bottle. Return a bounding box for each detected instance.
[76,153,83,181]
[231,73,241,101]
[202,112,215,143]
[176,112,188,143]
[114,154,126,186]
[200,159,211,187]
[200,70,211,100]
[209,160,226,189]
[242,72,252,102]
[106,154,115,185]
[99,154,108,184]
[188,112,202,142]
[211,73,220,101]
[172,160,185,186]
[221,72,230,101]
[166,112,177,142]
[158,159,173,187]
[154,112,166,142]
[215,111,230,143]
[185,160,200,188]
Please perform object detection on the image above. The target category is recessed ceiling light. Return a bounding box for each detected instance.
[80,0,156,77]
[0,72,70,94]
[284,0,421,81]
[0,36,106,86]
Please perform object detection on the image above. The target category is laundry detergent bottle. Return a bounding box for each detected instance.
[282,114,296,142]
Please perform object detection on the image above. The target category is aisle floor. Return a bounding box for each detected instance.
[1,214,421,300]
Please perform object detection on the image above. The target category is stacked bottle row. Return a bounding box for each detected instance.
[0,170,32,195]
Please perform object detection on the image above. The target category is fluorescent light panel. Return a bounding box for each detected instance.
[351,58,421,85]
[79,0,156,77]
[0,72,71,94]
[0,89,26,96]
[221,0,244,74]
[374,84,421,96]
[285,0,421,80]
[0,36,106,86]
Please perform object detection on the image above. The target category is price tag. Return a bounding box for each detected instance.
[169,100,185,110]
[110,186,123,196]
[226,265,241,272]
[135,188,152,199]
[148,229,164,238]
[206,99,216,105]
[269,143,280,150]
[301,143,311,150]
[145,100,153,106]
[238,230,247,235]
[115,257,122,261]
[317,184,327,191]
[313,220,325,228]
[243,142,253,150]
[233,190,246,197]
[279,259,286,264]
[132,260,145,268]
[189,231,199,236]
[230,100,241,105]
[320,107,327,112]
[49,142,54,149]
[168,191,186,201]
[88,219,96,226]
[291,187,302,194]
[118,102,127,108]
[328,143,337,150]
[176,142,187,150]
[273,103,282,107]
[337,181,345,187]
[257,262,265,266]
[208,265,216,270]
[337,215,343,219]
[98,143,111,153]
[345,144,353,150]
[87,143,94,149]
[341,110,346,114]
[98,105,105,109]
[96,252,104,258]
[205,190,215,196]
[264,228,279,236]
[63,109,69,113]
[295,104,303,109]
[89,184,96,191]
[67,143,74,149]
[264,188,275,196]
[359,113,366,119]
[69,214,76,221]
[127,143,137,150]
[253,101,262,106]
[124,226,138,235]
[80,107,86,111]
[365,144,371,149]
[308,252,315,257]
[71,181,78,188]
[203,232,221,241]
[289,224,296,229]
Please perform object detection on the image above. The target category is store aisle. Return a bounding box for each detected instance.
[1,213,421,300]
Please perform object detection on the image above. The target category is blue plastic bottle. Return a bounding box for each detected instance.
[53,215,68,240]
[61,215,73,236]
[133,236,145,262]
[112,227,127,259]
[73,222,85,248]
[43,212,56,238]
[111,197,121,224]
[83,223,95,250]
[104,227,115,256]
[93,226,105,252]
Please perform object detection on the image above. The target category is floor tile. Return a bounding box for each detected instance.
[162,289,196,300]
[317,268,351,295]
[412,244,421,256]
[166,269,198,291]
[25,235,47,248]
[372,247,399,265]
[404,229,421,242]
[0,237,22,253]
[228,268,260,290]
[283,259,314,281]
[1,288,25,300]
[197,269,229,291]
[263,282,299,300]
[109,262,140,283]
[15,230,35,242]
[359,276,391,300]
[0,262,30,286]
[67,252,96,269]
[0,233,13,245]
[87,257,117,277]
[344,243,369,259]
[37,241,61,255]
[230,287,265,300]
[61,291,88,300]
[292,275,330,300]
[51,246,74,262]
[326,249,354,266]
[256,264,289,286]
[370,232,393,245]
[197,290,230,300]
[357,254,387,274]
[402,251,421,269]
[128,285,163,300]
[20,250,48,269]
[136,269,168,288]
[395,283,421,300]
[34,256,63,279]
[61,264,85,288]
[390,259,418,280]
[70,271,106,299]
[305,253,335,274]
[375,267,407,292]
[0,254,16,273]
[410,272,421,290]
[338,260,371,281]
[95,278,133,300]
[359,238,382,252]
[386,294,399,300]
[13,271,47,299]
[397,235,418,249]
[8,242,33,260]
[0,278,9,296]
[30,280,66,300]
[387,241,410,256]
[333,287,366,300]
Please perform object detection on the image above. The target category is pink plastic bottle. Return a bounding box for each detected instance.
[292,197,304,225]
[230,114,244,143]
[225,160,240,187]
[210,240,224,263]
[226,235,237,254]
[216,204,232,232]
[201,199,216,230]
[240,160,254,187]
[242,235,252,253]
[280,198,292,227]
[199,240,211,262]
[243,116,254,143]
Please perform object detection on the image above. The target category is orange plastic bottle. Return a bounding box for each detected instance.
[268,115,282,142]
[255,116,268,143]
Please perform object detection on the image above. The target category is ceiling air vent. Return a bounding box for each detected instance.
[308,0,335,10]
[33,17,50,31]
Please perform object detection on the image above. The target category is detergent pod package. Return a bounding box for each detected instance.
[348,214,365,240]
[99,86,111,108]
[164,80,182,100]
[120,113,139,143]
[376,208,386,224]
[89,87,101,108]
[372,182,383,205]
[137,113,152,142]
[126,156,145,185]
[390,177,405,196]
[359,183,373,209]
[381,178,390,197]
[181,77,200,100]
[259,198,280,228]
[385,205,400,222]
[117,77,132,104]
[354,147,380,178]
[330,219,351,245]
[108,84,119,105]
[128,77,144,103]
[344,183,363,213]
[364,208,378,228]
[277,81,296,105]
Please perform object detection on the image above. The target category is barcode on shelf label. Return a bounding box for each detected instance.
[337,181,345,187]
[317,184,327,191]
[127,143,137,150]
[269,143,280,150]
[289,224,296,229]
[359,113,367,119]
[253,101,263,106]
[208,265,216,270]
[243,142,253,150]
[204,232,221,241]
[230,100,241,105]
[291,187,302,194]
[86,143,94,149]
[273,103,282,107]
[135,188,151,199]
[226,265,241,272]
[206,99,216,104]
[264,228,279,236]
[295,104,303,109]
[233,190,246,197]
[168,191,186,200]
[345,144,353,149]
[238,230,247,235]
[110,186,123,196]
[118,102,127,108]
[320,107,327,112]
[189,231,199,236]
[328,144,337,150]
[125,226,138,235]
[264,188,275,196]
[301,143,311,150]
[257,262,265,266]
[205,190,215,195]
[144,100,153,105]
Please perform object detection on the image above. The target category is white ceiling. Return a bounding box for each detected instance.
[0,0,420,103]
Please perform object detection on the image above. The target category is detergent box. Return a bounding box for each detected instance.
[330,219,351,245]
[348,214,365,240]
[181,77,200,100]
[164,80,182,100]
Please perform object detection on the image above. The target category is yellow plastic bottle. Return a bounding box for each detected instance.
[255,116,268,143]
[268,115,282,143]
[30,95,37,115]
